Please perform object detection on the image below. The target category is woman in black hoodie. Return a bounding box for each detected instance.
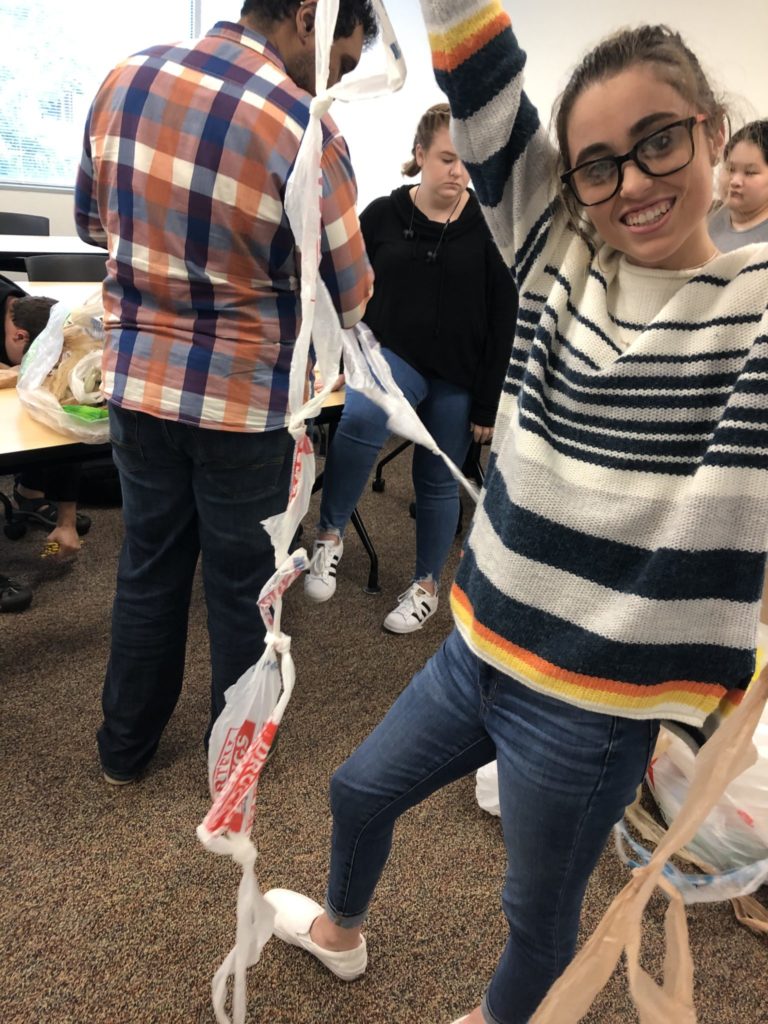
[305,104,517,633]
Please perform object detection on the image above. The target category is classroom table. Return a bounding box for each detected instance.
[0,234,107,273]
[0,388,109,473]
[24,280,101,304]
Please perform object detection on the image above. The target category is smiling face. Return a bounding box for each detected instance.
[566,64,723,269]
[721,140,768,227]
[416,126,470,207]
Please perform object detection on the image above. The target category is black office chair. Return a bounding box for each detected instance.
[0,212,50,235]
[24,253,107,282]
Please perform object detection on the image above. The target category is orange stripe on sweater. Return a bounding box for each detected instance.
[450,584,733,711]
[431,12,509,73]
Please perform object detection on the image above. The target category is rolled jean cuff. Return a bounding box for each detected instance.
[481,993,505,1024]
[324,897,368,930]
[315,524,343,540]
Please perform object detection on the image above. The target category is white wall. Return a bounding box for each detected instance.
[335,0,768,210]
[4,0,767,228]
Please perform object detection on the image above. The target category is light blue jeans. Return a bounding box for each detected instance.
[325,629,659,1023]
[319,348,474,586]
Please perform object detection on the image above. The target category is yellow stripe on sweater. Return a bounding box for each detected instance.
[450,584,737,719]
[428,3,508,72]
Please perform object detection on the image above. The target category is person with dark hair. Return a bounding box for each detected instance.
[304,102,516,633]
[709,119,768,250]
[76,0,375,784]
[240,0,377,50]
[0,275,88,564]
[0,283,57,367]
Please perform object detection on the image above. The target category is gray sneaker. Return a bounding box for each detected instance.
[304,539,344,603]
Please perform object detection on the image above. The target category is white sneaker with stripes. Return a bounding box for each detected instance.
[383,582,438,634]
[304,538,344,603]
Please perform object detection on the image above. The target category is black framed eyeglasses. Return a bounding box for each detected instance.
[561,114,709,207]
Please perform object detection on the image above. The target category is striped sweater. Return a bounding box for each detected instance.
[420,0,768,739]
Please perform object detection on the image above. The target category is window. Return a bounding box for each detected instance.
[0,0,241,189]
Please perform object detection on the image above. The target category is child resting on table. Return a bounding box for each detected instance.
[1,274,89,561]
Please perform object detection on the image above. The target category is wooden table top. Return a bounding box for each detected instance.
[0,387,78,460]
[24,281,102,304]
[0,234,107,258]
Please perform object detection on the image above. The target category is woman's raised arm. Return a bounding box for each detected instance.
[418,0,559,284]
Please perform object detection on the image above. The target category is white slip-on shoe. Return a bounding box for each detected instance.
[304,539,344,603]
[383,582,439,634]
[264,888,367,981]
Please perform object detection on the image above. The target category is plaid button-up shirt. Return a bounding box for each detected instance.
[75,21,372,432]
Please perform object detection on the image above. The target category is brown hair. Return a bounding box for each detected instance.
[552,25,726,237]
[401,103,451,177]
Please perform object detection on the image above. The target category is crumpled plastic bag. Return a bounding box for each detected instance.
[646,709,768,870]
[475,761,500,816]
[16,289,108,442]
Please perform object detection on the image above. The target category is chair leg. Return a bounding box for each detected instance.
[350,508,380,593]
[372,439,412,492]
[462,440,485,487]
[1,492,27,540]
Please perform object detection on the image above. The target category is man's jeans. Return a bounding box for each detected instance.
[98,405,294,780]
[326,629,659,1024]
[319,347,474,585]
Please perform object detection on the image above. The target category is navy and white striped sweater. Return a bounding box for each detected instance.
[420,0,768,740]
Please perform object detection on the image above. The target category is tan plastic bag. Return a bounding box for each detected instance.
[531,668,768,1024]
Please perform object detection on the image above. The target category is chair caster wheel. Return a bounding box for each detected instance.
[4,521,27,540]
[372,479,385,493]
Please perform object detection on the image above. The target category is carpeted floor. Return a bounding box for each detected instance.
[1,443,765,1024]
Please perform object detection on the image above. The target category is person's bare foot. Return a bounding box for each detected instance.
[309,912,363,952]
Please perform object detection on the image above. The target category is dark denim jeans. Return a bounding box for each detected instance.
[97,405,294,780]
[326,629,659,1024]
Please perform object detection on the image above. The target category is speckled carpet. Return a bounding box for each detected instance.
[1,443,765,1024]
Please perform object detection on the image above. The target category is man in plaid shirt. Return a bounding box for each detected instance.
[75,0,376,785]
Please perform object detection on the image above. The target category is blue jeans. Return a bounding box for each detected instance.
[319,349,473,585]
[98,405,294,780]
[326,629,659,1024]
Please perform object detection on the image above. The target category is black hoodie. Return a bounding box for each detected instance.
[358,185,517,426]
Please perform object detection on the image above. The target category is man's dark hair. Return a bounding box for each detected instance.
[11,295,57,352]
[241,0,378,44]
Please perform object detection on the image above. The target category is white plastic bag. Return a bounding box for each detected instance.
[646,705,768,870]
[16,289,109,443]
[68,350,104,405]
[475,761,500,816]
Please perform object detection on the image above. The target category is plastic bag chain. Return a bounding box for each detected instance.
[194,4,476,1023]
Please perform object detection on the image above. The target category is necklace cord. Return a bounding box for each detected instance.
[403,184,466,262]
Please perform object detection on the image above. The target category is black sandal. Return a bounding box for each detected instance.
[12,488,92,536]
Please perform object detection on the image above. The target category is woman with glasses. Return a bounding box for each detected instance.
[266,5,768,1024]
[710,119,768,251]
